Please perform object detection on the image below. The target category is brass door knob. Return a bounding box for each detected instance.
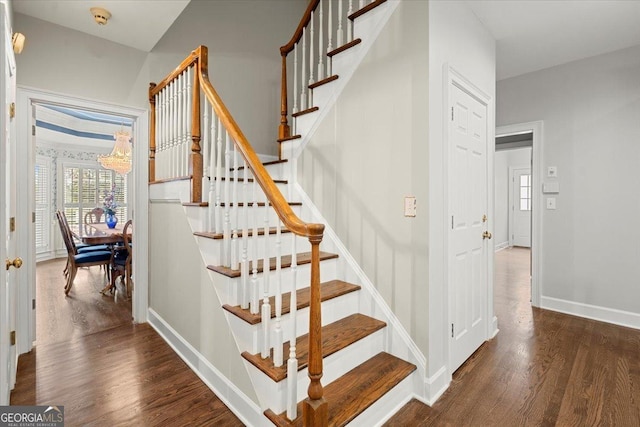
[482,231,492,240]
[5,257,22,270]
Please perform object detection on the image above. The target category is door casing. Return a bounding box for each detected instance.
[16,87,149,355]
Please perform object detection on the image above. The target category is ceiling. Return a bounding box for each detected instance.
[465,0,640,80]
[13,0,191,52]
[12,1,640,79]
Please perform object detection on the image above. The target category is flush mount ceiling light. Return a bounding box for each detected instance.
[12,32,25,54]
[90,7,111,25]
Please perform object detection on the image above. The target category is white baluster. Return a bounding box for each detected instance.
[337,0,344,47]
[293,42,299,135]
[177,72,184,177]
[318,0,324,81]
[231,146,239,271]
[241,159,249,309]
[360,0,365,9]
[202,96,209,182]
[172,80,178,178]
[160,87,167,179]
[327,0,333,77]
[309,10,315,100]
[215,118,223,234]
[223,130,231,267]
[273,221,283,367]
[348,0,354,42]
[167,82,173,178]
[208,107,217,233]
[155,92,162,180]
[301,27,307,112]
[286,235,298,420]
[185,67,193,175]
[250,181,259,315]
[261,198,271,359]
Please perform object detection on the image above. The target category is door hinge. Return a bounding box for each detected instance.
[10,217,15,232]
[32,125,36,136]
[451,106,454,121]
[33,299,36,310]
[10,330,16,346]
[451,323,454,338]
[9,102,15,119]
[32,212,36,223]
[451,216,454,229]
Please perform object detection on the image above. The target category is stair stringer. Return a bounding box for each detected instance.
[280,0,402,161]
[293,182,428,406]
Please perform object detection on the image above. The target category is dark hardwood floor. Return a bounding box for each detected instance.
[11,258,243,426]
[386,247,640,426]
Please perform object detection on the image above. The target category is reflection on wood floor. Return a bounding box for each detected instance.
[386,246,640,426]
[11,258,243,426]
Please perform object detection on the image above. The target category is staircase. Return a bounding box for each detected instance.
[148,0,426,425]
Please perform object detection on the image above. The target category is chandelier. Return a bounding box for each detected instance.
[99,130,132,175]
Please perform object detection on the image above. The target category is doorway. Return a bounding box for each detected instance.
[495,122,543,307]
[15,87,149,357]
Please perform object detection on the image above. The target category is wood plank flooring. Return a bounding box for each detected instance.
[11,258,242,426]
[386,247,640,426]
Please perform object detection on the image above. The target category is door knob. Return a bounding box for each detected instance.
[5,257,22,270]
[482,231,492,240]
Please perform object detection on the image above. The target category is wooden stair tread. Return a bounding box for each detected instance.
[309,75,339,90]
[182,201,302,208]
[223,280,361,325]
[292,106,319,118]
[265,352,416,426]
[208,251,339,278]
[233,159,288,171]
[194,227,291,240]
[277,134,302,143]
[327,38,362,58]
[349,0,388,21]
[243,314,386,382]
[214,176,288,184]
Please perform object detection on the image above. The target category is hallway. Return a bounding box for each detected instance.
[11,259,242,426]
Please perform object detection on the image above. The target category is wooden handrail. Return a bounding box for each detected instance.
[196,46,324,240]
[280,0,320,56]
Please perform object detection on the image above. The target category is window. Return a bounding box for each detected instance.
[62,164,128,230]
[519,174,531,211]
[35,157,52,254]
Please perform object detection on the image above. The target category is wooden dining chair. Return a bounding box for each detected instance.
[84,207,105,225]
[57,211,112,295]
[110,219,133,301]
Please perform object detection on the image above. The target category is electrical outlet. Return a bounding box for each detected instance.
[404,196,416,217]
[546,197,556,210]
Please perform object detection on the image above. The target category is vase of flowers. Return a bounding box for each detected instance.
[103,184,119,229]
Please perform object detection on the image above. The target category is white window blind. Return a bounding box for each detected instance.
[35,158,52,254]
[62,164,128,230]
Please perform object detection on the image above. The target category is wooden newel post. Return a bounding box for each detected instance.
[303,235,328,427]
[149,82,157,182]
[279,52,290,143]
[190,57,203,203]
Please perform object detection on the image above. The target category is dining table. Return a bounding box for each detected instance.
[73,222,130,245]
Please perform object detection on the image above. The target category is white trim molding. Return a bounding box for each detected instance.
[496,121,544,308]
[148,309,266,426]
[423,365,449,405]
[541,297,640,330]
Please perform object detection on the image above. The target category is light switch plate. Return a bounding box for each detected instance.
[547,166,558,178]
[404,196,416,217]
[543,182,560,193]
[546,197,556,210]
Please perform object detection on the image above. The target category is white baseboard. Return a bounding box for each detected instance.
[147,309,268,426]
[541,296,640,330]
[495,241,509,252]
[424,365,449,405]
[490,316,499,338]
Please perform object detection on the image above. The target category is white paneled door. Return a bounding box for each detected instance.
[511,168,532,247]
[1,3,19,405]
[448,81,489,373]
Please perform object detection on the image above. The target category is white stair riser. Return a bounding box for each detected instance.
[226,290,360,354]
[196,234,313,266]
[246,328,386,414]
[210,258,339,306]
[184,204,304,233]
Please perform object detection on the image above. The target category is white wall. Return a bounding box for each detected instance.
[497,44,640,319]
[494,147,532,248]
[299,0,429,355]
[428,0,495,388]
